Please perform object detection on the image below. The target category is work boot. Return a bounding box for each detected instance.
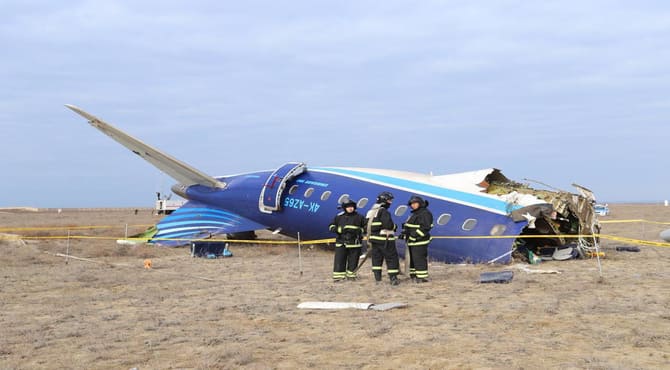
[414,278,429,283]
[373,270,382,282]
[389,275,399,286]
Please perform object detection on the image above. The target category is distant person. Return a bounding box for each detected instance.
[329,199,366,282]
[402,195,433,283]
[368,191,400,285]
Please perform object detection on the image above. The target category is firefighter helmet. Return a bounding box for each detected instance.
[341,199,357,210]
[407,195,425,207]
[376,191,394,204]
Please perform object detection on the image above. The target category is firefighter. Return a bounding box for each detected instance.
[329,199,366,281]
[368,191,400,285]
[402,195,434,283]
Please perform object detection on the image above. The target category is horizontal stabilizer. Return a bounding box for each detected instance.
[151,201,268,246]
[65,104,225,189]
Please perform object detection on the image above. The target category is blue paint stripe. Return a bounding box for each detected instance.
[313,167,519,212]
[155,229,218,239]
[158,213,239,224]
[160,208,242,224]
[156,226,220,235]
[157,220,236,229]
[171,207,241,218]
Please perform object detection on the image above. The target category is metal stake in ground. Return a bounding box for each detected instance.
[65,230,70,265]
[298,232,303,276]
[591,223,603,278]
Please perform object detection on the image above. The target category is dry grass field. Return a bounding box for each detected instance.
[1,204,669,369]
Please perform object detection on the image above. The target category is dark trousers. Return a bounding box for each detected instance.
[333,246,362,279]
[346,247,362,278]
[408,244,429,279]
[371,240,399,279]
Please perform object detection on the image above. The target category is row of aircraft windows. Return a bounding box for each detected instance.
[288,185,508,234]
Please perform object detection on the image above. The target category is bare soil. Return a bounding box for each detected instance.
[1,204,669,369]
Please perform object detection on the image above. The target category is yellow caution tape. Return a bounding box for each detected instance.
[598,234,670,248]
[0,224,154,232]
[599,219,670,225]
[8,221,670,248]
[7,219,669,232]
[19,234,337,245]
[17,233,670,248]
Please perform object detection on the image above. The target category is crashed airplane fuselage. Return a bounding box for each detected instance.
[66,105,599,264]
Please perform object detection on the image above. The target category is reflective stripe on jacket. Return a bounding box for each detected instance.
[369,206,397,242]
[329,211,366,247]
[403,206,433,247]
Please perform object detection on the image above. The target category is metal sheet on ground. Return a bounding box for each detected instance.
[297,302,407,311]
[480,270,514,283]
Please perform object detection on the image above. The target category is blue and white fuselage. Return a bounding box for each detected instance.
[65,105,587,264]
[158,166,540,263]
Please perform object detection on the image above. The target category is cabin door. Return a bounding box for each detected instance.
[258,162,307,213]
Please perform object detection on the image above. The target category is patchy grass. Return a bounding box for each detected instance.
[0,207,669,368]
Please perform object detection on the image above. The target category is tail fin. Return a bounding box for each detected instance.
[65,104,225,189]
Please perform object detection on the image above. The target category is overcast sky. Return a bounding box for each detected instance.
[1,1,669,207]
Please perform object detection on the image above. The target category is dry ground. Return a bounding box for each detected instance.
[1,204,669,369]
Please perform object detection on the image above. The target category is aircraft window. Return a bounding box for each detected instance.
[437,213,452,226]
[462,218,477,231]
[337,194,350,204]
[304,188,314,198]
[357,198,368,209]
[321,191,332,201]
[490,224,507,236]
[394,205,408,217]
[288,185,299,195]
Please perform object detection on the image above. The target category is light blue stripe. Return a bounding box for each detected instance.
[172,207,241,218]
[158,213,239,224]
[313,167,520,213]
[157,220,236,229]
[155,229,218,239]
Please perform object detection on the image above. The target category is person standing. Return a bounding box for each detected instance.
[368,191,400,285]
[402,195,434,283]
[329,199,366,281]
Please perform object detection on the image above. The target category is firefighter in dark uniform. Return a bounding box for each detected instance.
[368,191,400,285]
[329,199,366,281]
[402,195,434,282]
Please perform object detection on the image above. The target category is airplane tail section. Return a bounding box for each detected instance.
[65,105,225,189]
[151,200,268,246]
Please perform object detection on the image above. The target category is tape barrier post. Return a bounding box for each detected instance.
[65,230,70,265]
[299,233,303,276]
[591,223,603,278]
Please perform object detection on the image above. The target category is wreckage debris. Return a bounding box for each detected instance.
[479,271,514,283]
[486,174,600,262]
[297,302,407,311]
[615,246,640,252]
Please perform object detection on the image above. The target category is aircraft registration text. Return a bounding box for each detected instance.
[284,197,321,213]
